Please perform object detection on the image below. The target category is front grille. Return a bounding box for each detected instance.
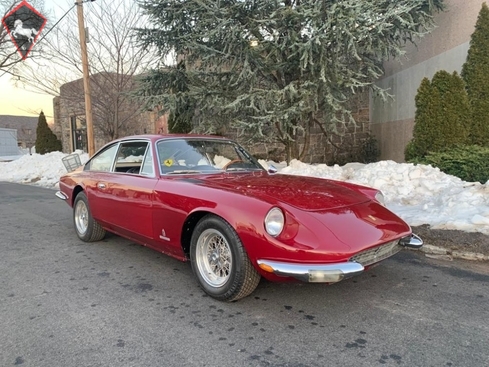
[349,240,403,267]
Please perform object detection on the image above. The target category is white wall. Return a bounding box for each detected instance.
[371,41,469,125]
[370,0,485,162]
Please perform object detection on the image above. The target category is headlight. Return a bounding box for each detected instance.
[375,191,385,206]
[264,207,285,237]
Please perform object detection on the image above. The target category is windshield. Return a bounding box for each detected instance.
[156,138,264,175]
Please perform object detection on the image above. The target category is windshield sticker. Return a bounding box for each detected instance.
[164,159,173,167]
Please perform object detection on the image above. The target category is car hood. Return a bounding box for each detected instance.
[196,173,370,211]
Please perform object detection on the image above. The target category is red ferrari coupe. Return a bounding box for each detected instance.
[56,135,422,301]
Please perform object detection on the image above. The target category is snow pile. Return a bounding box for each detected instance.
[281,159,489,234]
[0,151,88,188]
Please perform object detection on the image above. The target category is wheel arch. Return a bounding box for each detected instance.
[180,205,256,258]
[180,210,212,258]
[72,185,84,206]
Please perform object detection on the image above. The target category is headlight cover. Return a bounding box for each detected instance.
[264,207,285,237]
[375,191,385,206]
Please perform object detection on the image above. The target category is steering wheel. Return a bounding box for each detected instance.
[222,159,244,170]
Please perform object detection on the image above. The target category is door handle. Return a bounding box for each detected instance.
[97,183,106,189]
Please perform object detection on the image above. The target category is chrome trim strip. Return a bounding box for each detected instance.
[55,191,68,200]
[256,259,364,283]
[400,234,423,249]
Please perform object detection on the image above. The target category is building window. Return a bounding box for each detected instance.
[70,116,87,152]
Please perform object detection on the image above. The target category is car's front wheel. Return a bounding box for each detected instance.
[73,192,106,242]
[190,215,260,301]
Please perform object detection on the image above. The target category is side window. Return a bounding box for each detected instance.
[86,144,118,172]
[141,146,154,176]
[114,141,149,174]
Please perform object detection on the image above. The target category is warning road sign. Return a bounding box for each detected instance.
[1,1,47,60]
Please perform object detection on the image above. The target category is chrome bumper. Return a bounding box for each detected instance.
[256,260,364,283]
[55,191,68,200]
[257,234,423,283]
[400,234,423,249]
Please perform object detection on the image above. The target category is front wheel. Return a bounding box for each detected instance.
[73,192,106,242]
[190,215,260,301]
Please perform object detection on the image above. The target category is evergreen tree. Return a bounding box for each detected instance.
[405,77,436,160]
[167,61,194,134]
[433,71,471,147]
[35,111,62,154]
[461,3,489,145]
[168,110,193,134]
[136,0,444,162]
[406,71,470,160]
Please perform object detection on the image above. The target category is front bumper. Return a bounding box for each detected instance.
[400,233,423,248]
[55,191,68,200]
[257,234,423,283]
[257,260,364,283]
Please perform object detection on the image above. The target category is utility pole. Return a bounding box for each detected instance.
[76,0,95,156]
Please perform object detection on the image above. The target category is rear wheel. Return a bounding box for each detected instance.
[190,215,260,301]
[73,192,106,242]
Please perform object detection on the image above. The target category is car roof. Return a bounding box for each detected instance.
[90,134,233,156]
[117,134,230,143]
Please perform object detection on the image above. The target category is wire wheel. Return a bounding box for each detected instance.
[195,228,233,287]
[74,199,89,236]
[190,214,261,301]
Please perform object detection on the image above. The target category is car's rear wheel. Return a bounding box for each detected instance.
[190,215,260,301]
[73,192,106,242]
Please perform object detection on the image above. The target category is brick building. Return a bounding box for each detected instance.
[52,72,168,154]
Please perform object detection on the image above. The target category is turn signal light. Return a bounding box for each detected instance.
[258,263,274,273]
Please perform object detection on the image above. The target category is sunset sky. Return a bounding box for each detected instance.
[0,77,55,118]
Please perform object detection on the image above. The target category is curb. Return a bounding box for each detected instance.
[408,244,489,262]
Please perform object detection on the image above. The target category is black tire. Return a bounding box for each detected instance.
[73,192,106,242]
[190,214,260,301]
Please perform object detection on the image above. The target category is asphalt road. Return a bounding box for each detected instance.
[1,182,488,367]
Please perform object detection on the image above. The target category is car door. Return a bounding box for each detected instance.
[84,143,119,222]
[86,140,157,242]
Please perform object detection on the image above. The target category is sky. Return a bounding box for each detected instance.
[0,0,85,119]
[1,150,489,237]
